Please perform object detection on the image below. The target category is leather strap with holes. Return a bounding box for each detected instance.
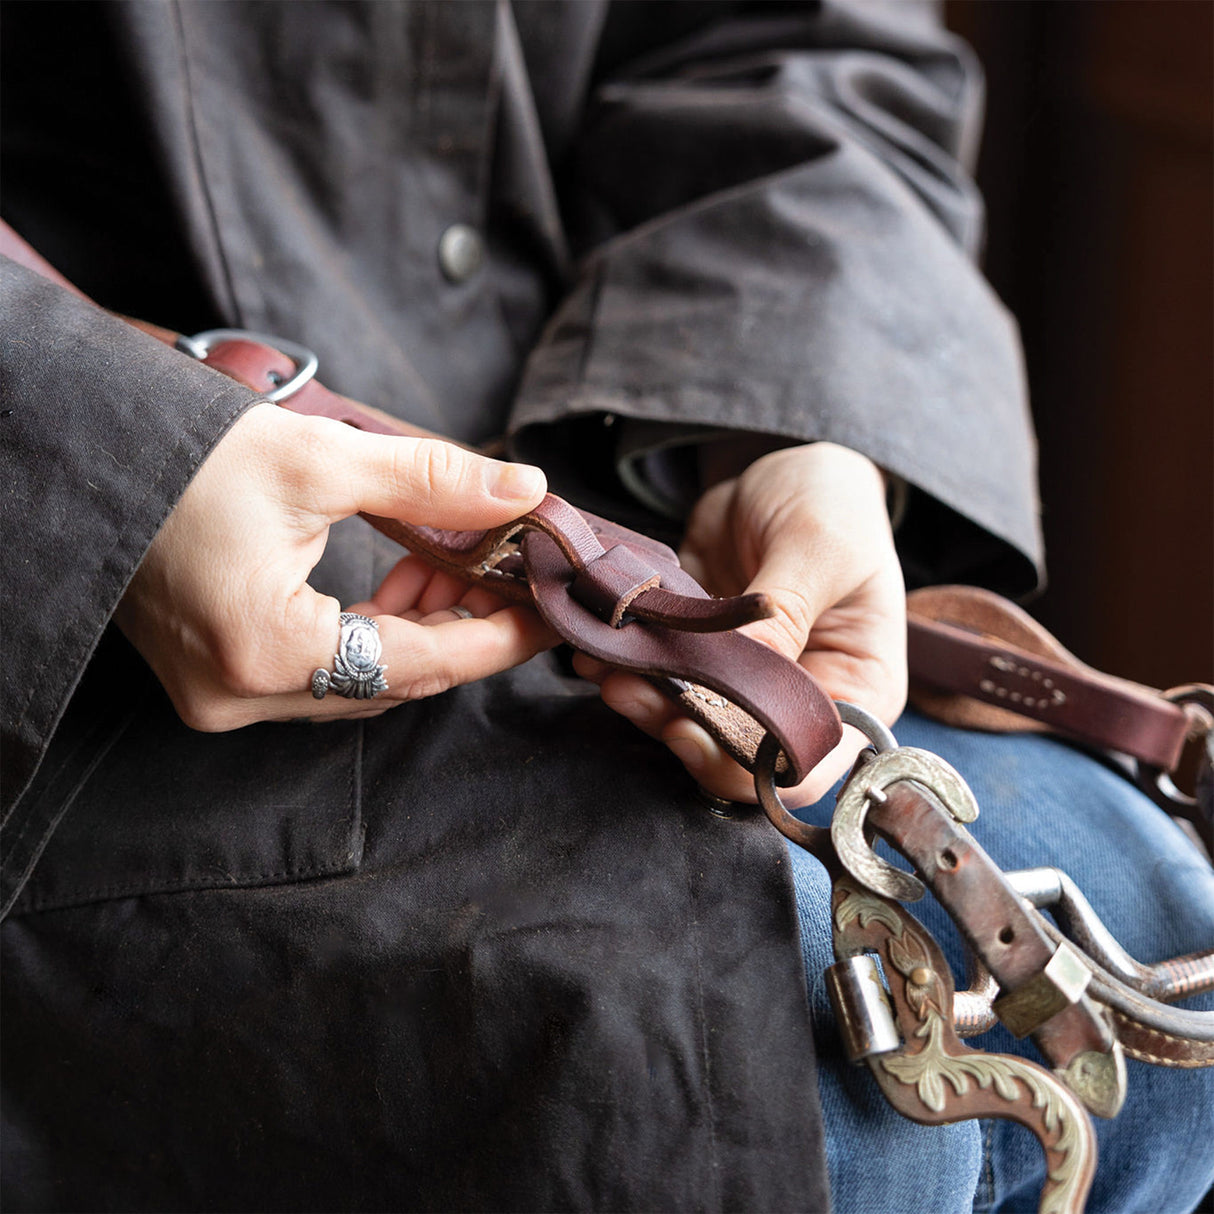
[907,586,1205,771]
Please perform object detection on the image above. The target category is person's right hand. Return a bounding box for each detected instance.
[574,442,906,806]
[115,403,557,730]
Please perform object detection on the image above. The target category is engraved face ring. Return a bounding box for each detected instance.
[311,612,389,700]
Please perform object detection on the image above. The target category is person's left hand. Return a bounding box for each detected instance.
[115,404,557,732]
[573,442,906,806]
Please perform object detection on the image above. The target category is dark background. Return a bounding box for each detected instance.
[946,0,1212,691]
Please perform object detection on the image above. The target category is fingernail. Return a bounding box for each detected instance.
[667,736,707,774]
[488,461,545,502]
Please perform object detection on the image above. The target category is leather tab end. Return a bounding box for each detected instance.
[571,545,662,628]
[629,589,773,633]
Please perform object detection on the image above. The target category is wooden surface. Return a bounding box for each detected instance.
[947,0,1213,692]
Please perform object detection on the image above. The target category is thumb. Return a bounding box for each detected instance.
[743,533,906,720]
[731,544,905,807]
[736,536,834,663]
[289,415,547,529]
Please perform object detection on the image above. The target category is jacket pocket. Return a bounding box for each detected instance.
[6,646,363,917]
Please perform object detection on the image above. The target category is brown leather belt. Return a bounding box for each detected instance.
[906,584,1193,772]
[906,584,1213,850]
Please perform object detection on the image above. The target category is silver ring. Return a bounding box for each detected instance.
[448,605,474,621]
[311,613,388,700]
[833,700,898,753]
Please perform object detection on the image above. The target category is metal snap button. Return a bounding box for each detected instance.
[437,223,484,283]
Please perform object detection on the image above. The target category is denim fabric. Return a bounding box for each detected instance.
[791,842,984,1214]
[792,708,1214,1214]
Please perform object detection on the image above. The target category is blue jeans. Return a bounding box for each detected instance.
[790,709,1214,1214]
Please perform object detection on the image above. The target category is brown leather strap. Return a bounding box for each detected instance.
[867,782,1118,1076]
[369,491,842,781]
[907,585,1197,770]
[523,526,839,783]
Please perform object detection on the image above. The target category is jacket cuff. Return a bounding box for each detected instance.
[1,259,261,814]
[508,157,1041,594]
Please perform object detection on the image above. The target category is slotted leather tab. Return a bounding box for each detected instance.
[524,530,842,786]
[571,545,661,628]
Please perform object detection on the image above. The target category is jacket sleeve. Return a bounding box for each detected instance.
[0,258,260,819]
[508,0,1039,595]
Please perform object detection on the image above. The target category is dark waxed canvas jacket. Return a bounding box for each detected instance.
[1,2,1038,1209]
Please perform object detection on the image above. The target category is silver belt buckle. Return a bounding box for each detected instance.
[176,327,319,403]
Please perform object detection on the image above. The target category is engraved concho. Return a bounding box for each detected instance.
[329,613,388,699]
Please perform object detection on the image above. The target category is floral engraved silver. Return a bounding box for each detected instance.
[833,881,1096,1214]
[312,612,388,700]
